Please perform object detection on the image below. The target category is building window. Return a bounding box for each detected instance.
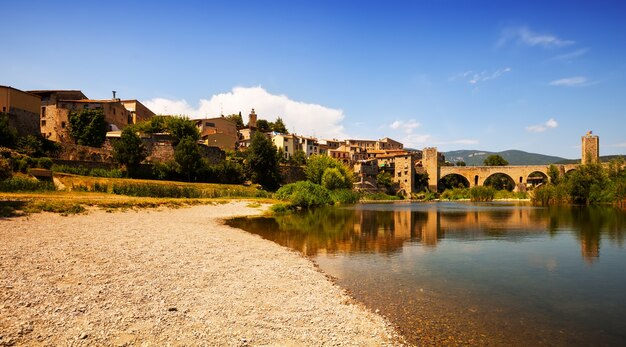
[285,146,288,152]
[205,122,215,127]
[61,122,66,129]
[41,107,45,117]
[41,120,46,127]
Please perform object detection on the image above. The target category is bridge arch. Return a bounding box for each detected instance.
[483,172,516,191]
[438,173,470,192]
[527,171,548,188]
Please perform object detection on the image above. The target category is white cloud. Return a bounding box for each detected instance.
[402,134,432,148]
[549,76,588,87]
[143,86,347,139]
[499,27,574,48]
[550,48,589,62]
[526,118,559,133]
[452,67,511,85]
[389,119,420,134]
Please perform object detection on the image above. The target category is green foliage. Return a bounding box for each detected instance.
[0,157,12,181]
[456,161,466,166]
[166,116,199,145]
[68,108,107,147]
[52,165,123,178]
[290,150,307,166]
[0,113,18,147]
[567,163,610,204]
[360,192,402,201]
[438,174,469,191]
[494,190,528,199]
[414,173,430,192]
[16,135,43,156]
[271,117,288,134]
[256,119,272,133]
[269,203,290,214]
[113,128,147,176]
[305,155,354,188]
[174,136,203,181]
[275,181,332,208]
[110,182,270,199]
[548,164,561,184]
[483,154,509,166]
[321,167,346,190]
[37,157,53,169]
[248,132,281,190]
[440,187,470,200]
[151,160,180,180]
[226,113,244,128]
[329,189,360,204]
[469,186,496,202]
[484,173,515,191]
[0,176,55,192]
[376,171,393,188]
[531,183,570,206]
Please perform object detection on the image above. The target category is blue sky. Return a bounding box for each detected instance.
[2,0,626,158]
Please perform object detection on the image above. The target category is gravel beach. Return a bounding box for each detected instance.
[0,202,400,346]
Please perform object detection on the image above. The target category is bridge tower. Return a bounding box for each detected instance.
[581,131,599,164]
[422,147,440,191]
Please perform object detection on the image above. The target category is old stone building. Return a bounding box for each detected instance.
[0,85,41,136]
[195,116,238,151]
[29,90,153,144]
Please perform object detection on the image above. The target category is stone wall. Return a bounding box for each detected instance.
[280,165,306,184]
[55,143,114,162]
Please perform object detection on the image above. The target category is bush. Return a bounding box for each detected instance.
[321,167,345,190]
[0,176,55,192]
[360,192,402,201]
[329,189,360,204]
[0,157,12,181]
[469,186,496,202]
[305,155,354,188]
[275,181,332,208]
[37,157,54,169]
[440,187,470,200]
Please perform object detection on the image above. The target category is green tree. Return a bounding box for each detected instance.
[321,168,345,190]
[567,163,611,204]
[0,157,12,181]
[377,171,393,188]
[113,128,147,176]
[166,116,199,145]
[0,113,18,148]
[483,154,509,166]
[305,155,353,189]
[290,150,307,166]
[16,135,43,157]
[174,136,203,182]
[456,161,466,166]
[247,132,281,190]
[271,117,288,134]
[68,108,108,147]
[484,174,515,191]
[226,113,244,128]
[547,164,561,184]
[256,119,272,133]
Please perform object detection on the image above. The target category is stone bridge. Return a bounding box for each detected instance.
[437,164,580,191]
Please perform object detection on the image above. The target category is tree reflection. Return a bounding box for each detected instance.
[227,203,626,262]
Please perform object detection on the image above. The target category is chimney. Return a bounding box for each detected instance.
[112,90,116,99]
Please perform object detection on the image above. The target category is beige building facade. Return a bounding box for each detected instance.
[195,116,238,151]
[0,85,41,136]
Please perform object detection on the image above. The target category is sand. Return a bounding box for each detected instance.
[0,202,401,346]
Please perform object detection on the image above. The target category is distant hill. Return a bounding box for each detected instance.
[555,155,626,164]
[442,149,569,166]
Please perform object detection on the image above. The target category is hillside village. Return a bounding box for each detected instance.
[1,85,443,192]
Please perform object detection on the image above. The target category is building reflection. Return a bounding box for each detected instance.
[227,204,626,262]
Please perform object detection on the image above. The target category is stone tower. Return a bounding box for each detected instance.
[247,108,257,128]
[581,131,599,164]
[422,147,440,191]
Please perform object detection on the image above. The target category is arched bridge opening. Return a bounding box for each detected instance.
[438,173,470,192]
[484,172,516,191]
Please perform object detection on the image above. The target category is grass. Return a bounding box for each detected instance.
[1,173,278,217]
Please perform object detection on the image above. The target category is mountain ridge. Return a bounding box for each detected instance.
[442,149,569,166]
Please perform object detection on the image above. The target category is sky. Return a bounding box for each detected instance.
[2,0,626,159]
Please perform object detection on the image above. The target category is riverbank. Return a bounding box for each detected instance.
[0,202,401,346]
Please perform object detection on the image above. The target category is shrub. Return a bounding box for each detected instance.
[36,157,54,169]
[360,192,402,201]
[440,188,470,200]
[329,189,360,204]
[469,186,496,202]
[0,157,12,181]
[275,181,332,208]
[321,168,345,190]
[305,155,354,188]
[0,176,55,192]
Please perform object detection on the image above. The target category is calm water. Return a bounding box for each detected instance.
[227,202,626,346]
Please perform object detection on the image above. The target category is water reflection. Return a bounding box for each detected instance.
[228,202,626,262]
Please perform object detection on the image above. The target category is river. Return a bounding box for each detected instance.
[227,202,626,346]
